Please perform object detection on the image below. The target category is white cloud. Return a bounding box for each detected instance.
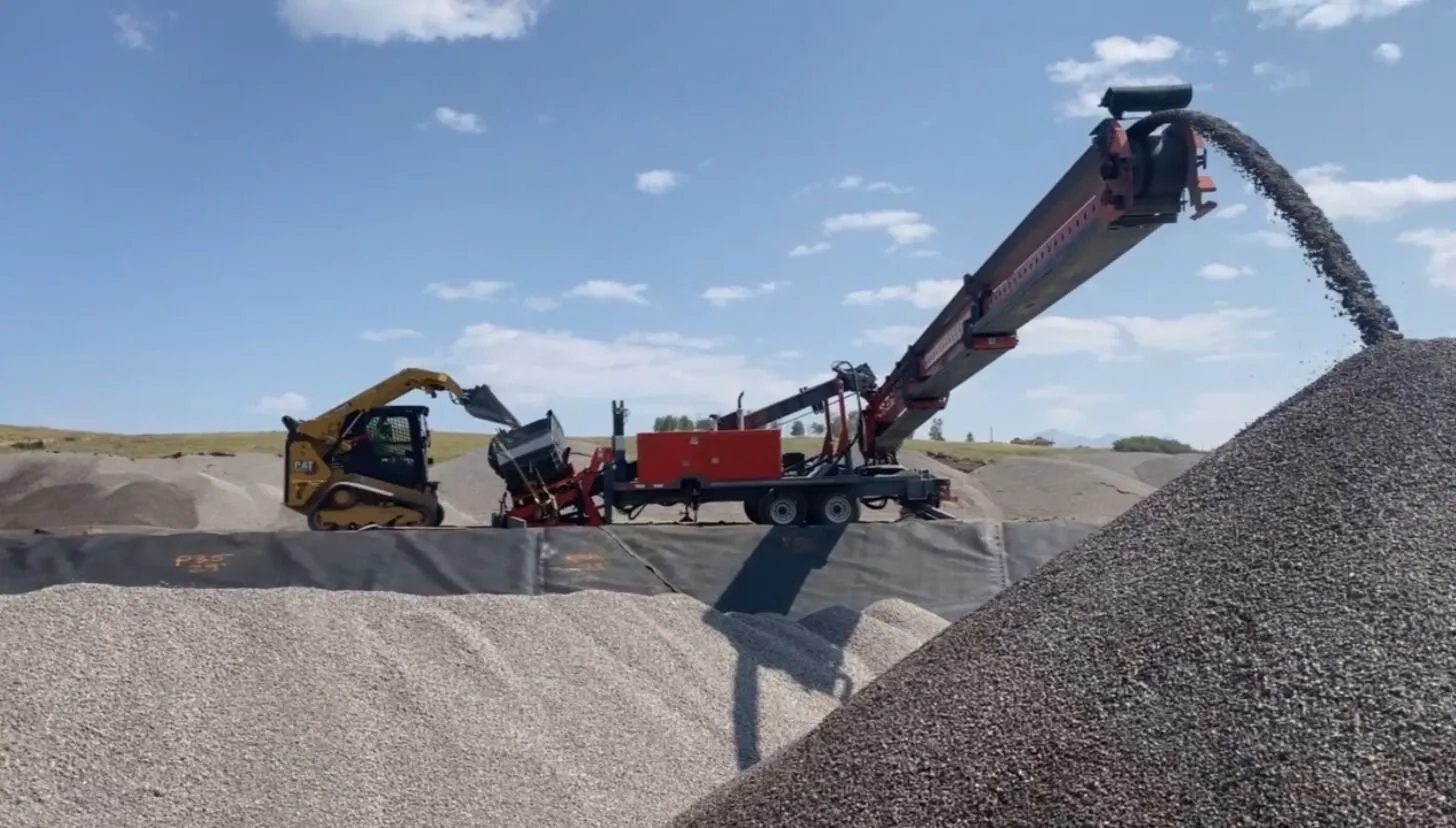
[431,106,484,134]
[1373,42,1403,63]
[524,296,560,311]
[361,328,423,342]
[1046,35,1186,118]
[1252,62,1310,90]
[1178,391,1279,449]
[844,279,958,310]
[1017,317,1124,358]
[702,281,787,306]
[1246,0,1423,30]
[1199,263,1255,280]
[1241,229,1297,249]
[887,222,936,246]
[823,210,936,248]
[771,349,802,360]
[1014,308,1274,361]
[112,12,156,50]
[445,323,806,410]
[909,249,941,258]
[424,280,510,301]
[566,280,648,304]
[635,170,681,195]
[1214,203,1249,219]
[1295,164,1456,220]
[1396,229,1456,287]
[277,0,547,42]
[252,392,309,416]
[835,175,911,194]
[618,331,723,350]
[1026,385,1121,404]
[1107,307,1276,359]
[1213,50,1232,66]
[1026,385,1123,429]
[854,325,923,349]
[789,241,831,257]
[846,279,1276,360]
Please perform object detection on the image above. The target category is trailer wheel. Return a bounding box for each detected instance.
[759,490,806,527]
[743,498,763,524]
[810,491,860,526]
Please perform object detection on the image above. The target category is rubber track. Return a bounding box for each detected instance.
[1143,110,1402,348]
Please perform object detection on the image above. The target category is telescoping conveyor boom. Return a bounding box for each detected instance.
[859,84,1219,462]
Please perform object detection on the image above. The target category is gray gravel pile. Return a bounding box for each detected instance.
[0,452,300,532]
[0,585,944,828]
[970,456,1155,523]
[672,337,1456,827]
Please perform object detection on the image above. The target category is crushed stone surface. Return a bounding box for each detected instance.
[0,452,300,532]
[971,456,1155,523]
[0,585,943,828]
[672,337,1456,827]
[0,444,1194,531]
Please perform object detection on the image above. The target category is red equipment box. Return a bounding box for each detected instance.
[635,429,783,486]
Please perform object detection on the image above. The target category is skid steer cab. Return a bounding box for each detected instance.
[282,405,445,531]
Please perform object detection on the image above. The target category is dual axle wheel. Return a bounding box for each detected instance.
[743,489,860,527]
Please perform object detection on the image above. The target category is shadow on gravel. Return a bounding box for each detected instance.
[704,524,852,770]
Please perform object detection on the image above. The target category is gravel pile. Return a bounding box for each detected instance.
[1,442,1187,530]
[970,456,1155,523]
[672,337,1456,827]
[0,452,301,532]
[0,585,945,828]
[1069,450,1206,488]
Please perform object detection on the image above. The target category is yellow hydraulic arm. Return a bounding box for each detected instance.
[284,367,520,444]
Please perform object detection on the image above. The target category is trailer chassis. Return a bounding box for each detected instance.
[598,402,953,527]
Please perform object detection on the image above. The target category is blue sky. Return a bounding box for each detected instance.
[2,0,1452,450]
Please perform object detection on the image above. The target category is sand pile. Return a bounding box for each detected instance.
[0,440,1190,531]
[0,586,945,828]
[0,453,301,532]
[671,337,1456,826]
[1069,450,1205,488]
[971,456,1156,523]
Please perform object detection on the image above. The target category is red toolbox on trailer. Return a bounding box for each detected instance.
[635,429,783,486]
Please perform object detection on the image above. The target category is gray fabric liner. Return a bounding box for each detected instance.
[0,521,1103,619]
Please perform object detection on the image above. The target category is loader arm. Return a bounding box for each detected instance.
[286,367,519,445]
[860,84,1218,462]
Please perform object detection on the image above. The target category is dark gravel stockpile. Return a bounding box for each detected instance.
[1149,110,1402,346]
[672,337,1456,827]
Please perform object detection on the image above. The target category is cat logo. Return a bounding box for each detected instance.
[293,459,318,474]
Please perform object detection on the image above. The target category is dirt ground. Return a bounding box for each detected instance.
[0,429,1205,532]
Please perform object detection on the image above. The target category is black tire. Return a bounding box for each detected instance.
[743,498,763,524]
[809,491,860,526]
[758,490,807,527]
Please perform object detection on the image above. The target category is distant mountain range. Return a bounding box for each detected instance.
[1030,429,1126,448]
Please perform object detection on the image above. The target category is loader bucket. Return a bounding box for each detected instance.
[460,384,521,428]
